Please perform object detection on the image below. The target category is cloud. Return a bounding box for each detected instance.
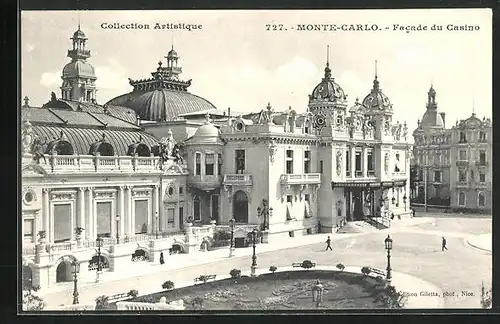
[95,58,129,92]
[40,71,61,88]
[338,70,370,102]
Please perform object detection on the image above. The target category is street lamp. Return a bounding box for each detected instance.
[115,215,120,244]
[256,198,272,230]
[155,212,159,239]
[384,235,393,282]
[229,218,235,257]
[71,260,80,304]
[250,228,258,277]
[95,237,103,283]
[391,186,396,205]
[312,279,324,308]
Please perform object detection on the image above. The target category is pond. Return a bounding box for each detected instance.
[127,270,387,310]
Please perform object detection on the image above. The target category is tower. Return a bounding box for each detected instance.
[60,25,97,102]
[164,45,182,80]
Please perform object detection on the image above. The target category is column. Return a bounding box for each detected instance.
[362,147,368,178]
[42,189,50,242]
[127,186,134,235]
[78,187,85,229]
[153,185,160,233]
[87,187,94,240]
[118,186,125,238]
[350,146,356,178]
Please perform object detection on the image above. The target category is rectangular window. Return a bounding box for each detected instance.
[479,131,486,142]
[320,160,323,174]
[459,170,467,183]
[53,204,71,243]
[96,201,112,238]
[179,186,184,195]
[24,219,34,242]
[304,150,311,174]
[286,149,294,174]
[479,151,486,165]
[355,150,362,176]
[286,195,293,203]
[218,154,222,175]
[478,194,485,206]
[434,171,441,183]
[459,150,467,161]
[418,169,423,181]
[286,195,293,220]
[458,192,466,206]
[134,200,148,234]
[195,153,201,175]
[179,207,184,229]
[167,208,175,224]
[235,149,245,174]
[205,153,215,175]
[480,173,486,183]
[193,197,201,221]
[367,151,374,171]
[346,150,351,176]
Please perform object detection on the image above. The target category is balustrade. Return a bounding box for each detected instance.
[279,173,321,185]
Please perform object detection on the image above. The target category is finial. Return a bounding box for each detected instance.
[78,10,81,31]
[375,60,378,79]
[326,45,330,67]
[171,34,174,50]
[472,98,475,115]
[158,60,162,67]
[102,133,106,142]
[23,96,29,107]
[205,112,211,123]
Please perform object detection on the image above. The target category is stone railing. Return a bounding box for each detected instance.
[222,174,253,186]
[392,172,407,179]
[23,154,161,174]
[116,300,185,310]
[280,173,321,185]
[187,175,223,191]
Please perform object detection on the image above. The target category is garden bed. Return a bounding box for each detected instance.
[126,270,387,310]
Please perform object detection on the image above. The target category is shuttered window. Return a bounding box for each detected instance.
[96,202,112,237]
[53,204,71,243]
[135,200,149,234]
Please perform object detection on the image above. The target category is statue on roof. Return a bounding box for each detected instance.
[21,120,34,155]
[31,137,47,164]
[50,92,57,102]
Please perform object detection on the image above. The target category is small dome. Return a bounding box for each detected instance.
[311,79,346,101]
[362,77,392,112]
[62,60,96,79]
[463,113,482,129]
[194,123,219,138]
[420,110,444,130]
[73,29,86,39]
[167,48,178,58]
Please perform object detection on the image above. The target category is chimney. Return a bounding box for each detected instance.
[440,112,446,128]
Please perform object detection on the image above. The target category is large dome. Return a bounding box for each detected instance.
[62,60,96,79]
[106,89,216,121]
[310,64,346,102]
[420,110,444,130]
[362,77,392,112]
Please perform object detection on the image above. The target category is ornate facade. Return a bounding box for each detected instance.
[412,86,492,212]
[21,28,412,290]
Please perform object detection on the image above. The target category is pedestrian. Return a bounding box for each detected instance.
[325,236,332,251]
[159,251,165,265]
[412,209,416,217]
[442,237,448,251]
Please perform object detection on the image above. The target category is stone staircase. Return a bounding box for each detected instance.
[336,221,379,234]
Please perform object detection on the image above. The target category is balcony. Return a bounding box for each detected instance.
[188,175,222,191]
[22,154,161,174]
[476,161,488,167]
[456,160,468,166]
[223,174,253,186]
[280,173,321,185]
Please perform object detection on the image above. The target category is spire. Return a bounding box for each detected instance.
[472,98,475,115]
[324,45,332,79]
[23,96,30,108]
[372,60,380,91]
[427,83,437,108]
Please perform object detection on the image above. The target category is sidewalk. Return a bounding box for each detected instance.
[466,233,492,252]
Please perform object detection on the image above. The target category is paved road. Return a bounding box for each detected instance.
[41,216,492,309]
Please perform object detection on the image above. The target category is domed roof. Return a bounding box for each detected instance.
[62,60,96,79]
[309,60,346,102]
[106,89,216,121]
[167,48,178,58]
[73,28,86,39]
[462,113,482,129]
[194,123,219,138]
[362,77,392,112]
[420,109,444,130]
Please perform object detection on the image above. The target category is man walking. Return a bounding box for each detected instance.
[325,236,332,251]
[442,237,448,251]
[159,251,165,265]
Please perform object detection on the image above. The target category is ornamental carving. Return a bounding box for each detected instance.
[93,191,115,199]
[336,150,343,176]
[384,153,390,174]
[269,140,277,163]
[22,187,37,206]
[224,185,252,203]
[132,190,151,197]
[51,192,76,201]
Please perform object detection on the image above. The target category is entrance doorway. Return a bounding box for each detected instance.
[353,189,363,221]
[56,260,73,282]
[233,191,249,223]
[234,237,245,248]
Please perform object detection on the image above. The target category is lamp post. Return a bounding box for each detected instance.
[155,212,159,239]
[115,215,120,244]
[250,228,257,277]
[256,198,273,230]
[403,185,407,211]
[71,260,80,304]
[229,218,235,257]
[95,237,103,283]
[423,165,428,212]
[384,235,393,283]
[312,279,324,308]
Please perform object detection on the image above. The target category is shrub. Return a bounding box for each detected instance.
[301,260,314,269]
[162,280,175,290]
[95,295,110,310]
[269,265,277,273]
[128,289,139,298]
[481,282,492,309]
[378,285,407,308]
[229,269,242,279]
[361,266,372,276]
[336,263,345,271]
[22,284,45,311]
[191,296,204,310]
[213,230,232,241]
[198,275,209,283]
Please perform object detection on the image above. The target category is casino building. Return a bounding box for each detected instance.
[21,27,412,290]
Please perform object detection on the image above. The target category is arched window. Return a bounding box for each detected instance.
[89,140,114,156]
[127,143,151,157]
[478,192,485,207]
[45,140,74,155]
[459,131,467,143]
[458,192,466,207]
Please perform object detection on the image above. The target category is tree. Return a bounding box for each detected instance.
[162,280,175,290]
[269,266,277,273]
[191,297,204,310]
[95,295,110,310]
[128,289,139,298]
[336,263,345,271]
[301,260,314,269]
[22,282,45,311]
[480,281,492,309]
[230,269,241,279]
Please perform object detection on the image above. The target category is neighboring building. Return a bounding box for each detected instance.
[411,86,492,212]
[21,27,412,290]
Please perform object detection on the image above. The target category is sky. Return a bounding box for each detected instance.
[21,9,492,133]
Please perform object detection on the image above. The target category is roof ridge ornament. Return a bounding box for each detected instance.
[205,113,211,124]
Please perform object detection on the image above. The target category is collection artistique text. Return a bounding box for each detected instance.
[100,23,203,31]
